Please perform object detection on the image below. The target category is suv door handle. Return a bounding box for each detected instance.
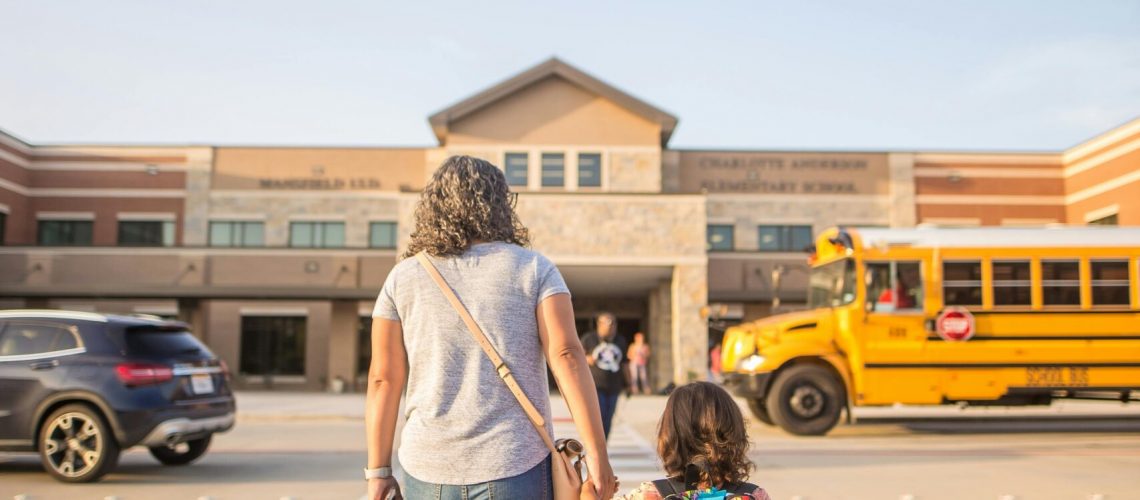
[30,359,59,370]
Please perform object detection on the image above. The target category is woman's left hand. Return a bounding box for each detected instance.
[367,477,402,500]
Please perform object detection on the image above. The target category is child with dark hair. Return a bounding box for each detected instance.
[619,382,770,500]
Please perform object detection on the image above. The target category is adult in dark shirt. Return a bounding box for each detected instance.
[580,311,628,439]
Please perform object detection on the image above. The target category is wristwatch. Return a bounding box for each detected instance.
[364,466,393,480]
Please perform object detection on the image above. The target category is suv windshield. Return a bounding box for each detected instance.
[808,259,857,309]
[126,329,212,358]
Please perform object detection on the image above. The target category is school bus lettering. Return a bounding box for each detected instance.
[1026,367,1089,388]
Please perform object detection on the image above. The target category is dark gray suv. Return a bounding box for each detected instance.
[0,310,236,483]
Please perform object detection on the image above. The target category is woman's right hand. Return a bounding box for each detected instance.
[367,477,402,500]
[586,455,618,499]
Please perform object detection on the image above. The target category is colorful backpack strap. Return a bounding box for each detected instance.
[653,478,685,499]
[727,481,761,498]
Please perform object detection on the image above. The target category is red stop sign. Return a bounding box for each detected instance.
[936,307,975,341]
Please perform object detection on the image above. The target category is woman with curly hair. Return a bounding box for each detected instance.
[619,382,770,499]
[365,155,618,500]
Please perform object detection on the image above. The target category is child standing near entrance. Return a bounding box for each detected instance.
[627,332,652,395]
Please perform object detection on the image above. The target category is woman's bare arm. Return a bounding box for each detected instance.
[365,318,408,499]
[537,293,617,499]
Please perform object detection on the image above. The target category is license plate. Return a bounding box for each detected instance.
[191,374,215,394]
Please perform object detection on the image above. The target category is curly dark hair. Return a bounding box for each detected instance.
[656,381,754,489]
[403,155,530,258]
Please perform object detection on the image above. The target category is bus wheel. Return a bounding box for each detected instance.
[766,364,844,436]
[747,398,775,426]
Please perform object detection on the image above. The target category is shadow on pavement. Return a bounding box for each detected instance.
[0,450,363,485]
[852,416,1140,435]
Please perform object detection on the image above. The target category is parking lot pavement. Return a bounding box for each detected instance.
[4,391,1139,499]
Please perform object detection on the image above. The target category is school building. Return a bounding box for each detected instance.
[1,58,1137,391]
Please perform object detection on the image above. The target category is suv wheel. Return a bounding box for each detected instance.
[39,404,121,483]
[765,364,845,436]
[149,435,212,466]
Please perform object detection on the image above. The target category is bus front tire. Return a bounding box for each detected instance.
[747,398,775,426]
[766,364,844,436]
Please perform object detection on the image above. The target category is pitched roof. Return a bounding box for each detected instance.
[427,57,678,147]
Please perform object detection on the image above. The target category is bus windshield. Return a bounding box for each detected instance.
[808,259,857,309]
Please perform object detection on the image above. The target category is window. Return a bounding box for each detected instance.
[0,212,6,245]
[758,225,813,252]
[1088,213,1118,226]
[541,153,565,188]
[865,261,923,312]
[1041,260,1080,306]
[209,221,265,247]
[1091,260,1130,306]
[504,153,528,187]
[943,261,982,306]
[707,225,734,252]
[118,220,175,246]
[992,260,1031,306]
[240,316,306,376]
[289,221,345,248]
[369,222,397,249]
[578,153,602,188]
[38,220,93,246]
[808,259,857,308]
[0,322,79,357]
[126,329,210,357]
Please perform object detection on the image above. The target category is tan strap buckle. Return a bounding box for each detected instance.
[495,362,511,379]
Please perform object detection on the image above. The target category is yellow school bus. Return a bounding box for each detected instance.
[721,226,1140,435]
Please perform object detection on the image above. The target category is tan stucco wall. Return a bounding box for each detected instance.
[212,148,428,192]
[447,76,661,146]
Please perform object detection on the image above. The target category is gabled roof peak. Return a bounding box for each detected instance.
[428,57,678,147]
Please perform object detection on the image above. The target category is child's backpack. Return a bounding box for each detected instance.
[651,464,760,499]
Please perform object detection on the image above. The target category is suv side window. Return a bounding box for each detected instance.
[0,321,80,357]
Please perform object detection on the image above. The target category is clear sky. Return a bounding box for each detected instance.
[1,1,1138,151]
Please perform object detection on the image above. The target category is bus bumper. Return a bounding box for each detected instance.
[723,372,772,400]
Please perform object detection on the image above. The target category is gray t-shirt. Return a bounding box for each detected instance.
[372,241,570,485]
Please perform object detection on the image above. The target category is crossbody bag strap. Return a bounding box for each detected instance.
[414,251,560,456]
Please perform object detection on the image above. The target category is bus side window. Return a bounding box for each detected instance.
[867,261,923,312]
[944,261,983,306]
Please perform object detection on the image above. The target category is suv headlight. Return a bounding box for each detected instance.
[735,354,766,372]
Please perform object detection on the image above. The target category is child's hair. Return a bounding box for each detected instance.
[656,381,754,488]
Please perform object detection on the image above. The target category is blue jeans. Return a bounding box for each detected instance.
[597,390,621,438]
[403,455,552,500]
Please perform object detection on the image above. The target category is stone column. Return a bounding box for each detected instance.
[327,300,360,393]
[671,263,708,384]
[181,148,214,246]
[647,280,673,391]
[888,153,917,228]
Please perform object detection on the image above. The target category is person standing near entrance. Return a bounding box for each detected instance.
[581,312,628,438]
[627,332,651,395]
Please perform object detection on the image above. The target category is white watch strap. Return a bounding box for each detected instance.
[364,466,392,479]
